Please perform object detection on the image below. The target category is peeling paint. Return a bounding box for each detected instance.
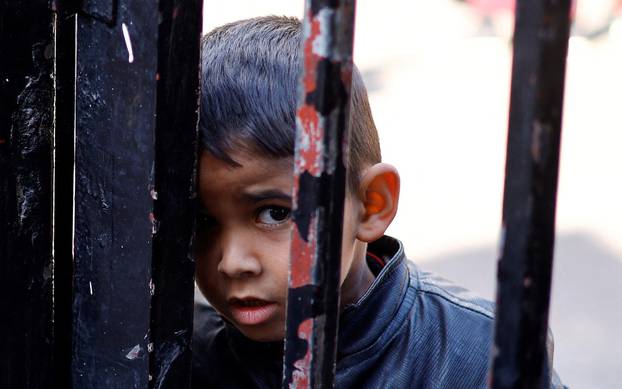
[284,1,356,387]
[311,9,333,58]
[289,214,317,289]
[121,23,135,63]
[291,319,314,388]
[149,212,159,234]
[124,344,144,360]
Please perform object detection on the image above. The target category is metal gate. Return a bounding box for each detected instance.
[0,0,571,388]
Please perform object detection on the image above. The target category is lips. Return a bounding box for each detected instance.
[228,297,278,326]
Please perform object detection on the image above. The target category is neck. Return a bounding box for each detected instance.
[340,242,376,309]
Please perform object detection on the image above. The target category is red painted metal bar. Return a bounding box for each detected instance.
[490,0,571,388]
[282,1,357,388]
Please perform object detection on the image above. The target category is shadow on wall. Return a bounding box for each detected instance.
[421,232,622,389]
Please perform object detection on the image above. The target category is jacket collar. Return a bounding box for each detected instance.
[224,236,411,371]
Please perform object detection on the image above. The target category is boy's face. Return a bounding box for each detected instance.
[196,150,363,342]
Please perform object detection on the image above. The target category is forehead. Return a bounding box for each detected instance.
[198,151,294,198]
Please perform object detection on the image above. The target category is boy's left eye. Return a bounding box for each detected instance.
[256,206,291,226]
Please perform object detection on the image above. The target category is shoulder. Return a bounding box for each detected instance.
[412,261,495,320]
[405,260,495,387]
[406,262,565,389]
[408,259,495,343]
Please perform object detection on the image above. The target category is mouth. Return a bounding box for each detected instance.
[228,297,278,326]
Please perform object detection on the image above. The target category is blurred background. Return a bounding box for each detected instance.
[201,1,622,387]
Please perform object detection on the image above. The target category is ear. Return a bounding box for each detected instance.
[355,163,400,243]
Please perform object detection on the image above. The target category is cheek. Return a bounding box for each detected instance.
[195,249,223,302]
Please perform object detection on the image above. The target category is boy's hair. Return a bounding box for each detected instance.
[200,16,381,189]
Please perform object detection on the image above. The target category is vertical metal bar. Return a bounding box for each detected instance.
[490,1,571,388]
[53,9,77,388]
[149,0,201,388]
[54,0,159,386]
[282,1,356,388]
[0,1,55,387]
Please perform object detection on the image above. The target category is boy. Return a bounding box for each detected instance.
[192,16,563,388]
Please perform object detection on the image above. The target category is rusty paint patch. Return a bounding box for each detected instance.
[292,319,314,387]
[303,17,321,93]
[296,106,323,177]
[284,1,356,388]
[290,220,317,288]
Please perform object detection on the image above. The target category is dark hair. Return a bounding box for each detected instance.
[199,16,381,189]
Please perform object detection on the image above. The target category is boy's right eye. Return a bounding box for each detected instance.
[255,205,291,227]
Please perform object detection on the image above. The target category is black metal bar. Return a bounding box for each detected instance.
[0,1,55,387]
[490,1,571,388]
[82,0,117,25]
[53,1,160,386]
[282,1,356,388]
[149,1,201,388]
[53,10,77,388]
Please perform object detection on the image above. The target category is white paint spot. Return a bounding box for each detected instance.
[311,8,334,58]
[122,23,134,63]
[149,279,155,296]
[89,281,93,295]
[125,344,142,360]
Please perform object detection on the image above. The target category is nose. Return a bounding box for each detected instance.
[217,229,262,279]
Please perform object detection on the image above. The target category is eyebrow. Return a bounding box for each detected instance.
[241,189,292,203]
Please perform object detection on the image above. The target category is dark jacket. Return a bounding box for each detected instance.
[192,236,563,388]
